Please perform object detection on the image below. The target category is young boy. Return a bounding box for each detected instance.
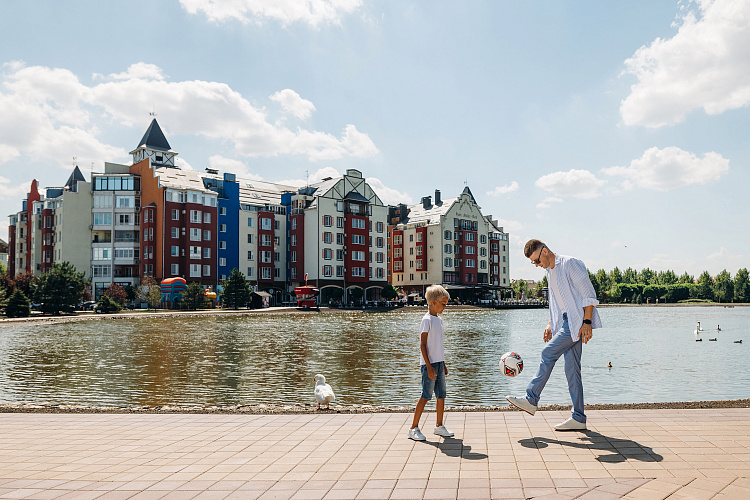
[407,284,454,440]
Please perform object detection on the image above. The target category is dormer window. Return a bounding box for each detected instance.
[156,155,163,162]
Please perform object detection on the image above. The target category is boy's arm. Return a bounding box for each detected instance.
[420,331,436,380]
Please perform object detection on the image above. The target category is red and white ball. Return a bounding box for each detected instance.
[500,352,523,377]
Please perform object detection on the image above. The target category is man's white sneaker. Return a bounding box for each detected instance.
[407,426,426,441]
[554,417,587,431]
[505,396,537,416]
[434,425,454,437]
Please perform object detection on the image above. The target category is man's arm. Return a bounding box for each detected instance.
[420,332,436,380]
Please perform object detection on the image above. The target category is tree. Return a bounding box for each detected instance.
[184,282,206,310]
[678,272,694,284]
[622,267,638,284]
[381,283,399,301]
[638,268,656,285]
[643,284,667,302]
[734,268,749,303]
[96,295,122,313]
[6,289,31,318]
[13,272,37,299]
[141,276,162,309]
[222,269,251,309]
[665,284,691,303]
[123,285,137,304]
[657,270,678,286]
[348,286,364,305]
[588,270,601,299]
[103,283,127,305]
[36,262,86,315]
[695,271,714,301]
[595,269,609,293]
[713,269,734,303]
[608,267,622,285]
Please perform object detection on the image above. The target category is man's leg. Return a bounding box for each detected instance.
[526,325,575,406]
[563,338,585,423]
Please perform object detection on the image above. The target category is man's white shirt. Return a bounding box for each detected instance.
[547,254,602,341]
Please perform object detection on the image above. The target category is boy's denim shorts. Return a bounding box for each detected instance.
[420,361,446,400]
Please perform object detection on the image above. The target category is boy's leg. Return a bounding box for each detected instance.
[563,339,585,423]
[435,398,444,427]
[434,362,447,427]
[411,398,428,429]
[525,321,575,406]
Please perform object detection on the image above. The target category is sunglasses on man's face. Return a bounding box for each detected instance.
[531,245,546,265]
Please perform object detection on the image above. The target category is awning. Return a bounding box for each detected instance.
[443,285,466,290]
[253,291,272,298]
[408,292,420,298]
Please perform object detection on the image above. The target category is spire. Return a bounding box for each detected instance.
[137,118,171,152]
[462,185,477,204]
[65,166,86,189]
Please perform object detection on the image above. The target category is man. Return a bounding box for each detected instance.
[506,239,602,431]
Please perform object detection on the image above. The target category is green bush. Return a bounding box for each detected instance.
[96,295,122,313]
[6,289,31,318]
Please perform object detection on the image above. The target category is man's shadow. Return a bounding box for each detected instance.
[519,431,663,463]
[420,437,488,460]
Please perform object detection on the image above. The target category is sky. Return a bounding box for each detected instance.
[1,0,749,281]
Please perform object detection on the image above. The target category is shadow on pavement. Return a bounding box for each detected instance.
[519,431,663,463]
[420,437,488,460]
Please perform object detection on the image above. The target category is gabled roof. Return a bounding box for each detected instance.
[344,191,370,203]
[462,185,477,204]
[399,197,457,225]
[137,119,172,152]
[65,166,86,189]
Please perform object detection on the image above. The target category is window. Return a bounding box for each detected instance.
[337,217,344,228]
[275,220,279,230]
[190,264,201,277]
[190,210,201,223]
[337,201,344,212]
[323,248,332,260]
[171,264,179,275]
[219,241,226,250]
[480,235,486,244]
[409,234,413,242]
[416,232,422,242]
[261,251,272,263]
[202,230,210,241]
[352,251,366,261]
[261,218,272,230]
[323,232,332,244]
[219,258,226,266]
[274,236,280,246]
[336,265,344,277]
[445,257,452,267]
[92,248,111,260]
[322,265,332,277]
[336,233,344,245]
[92,265,111,277]
[377,252,384,263]
[466,233,475,241]
[220,207,226,216]
[190,246,201,259]
[262,267,272,279]
[336,249,344,261]
[445,244,452,254]
[416,246,423,256]
[409,247,414,255]
[467,259,475,268]
[220,224,226,232]
[203,265,210,276]
[190,228,201,241]
[291,251,296,263]
[291,218,297,230]
[480,260,487,269]
[247,267,254,277]
[377,222,383,233]
[118,214,131,225]
[247,234,254,244]
[247,217,254,227]
[94,195,112,209]
[376,237,383,248]
[377,268,384,279]
[93,213,112,225]
[291,268,297,279]
[291,235,296,246]
[323,215,332,227]
[171,246,179,256]
[247,250,254,260]
[352,267,366,277]
[352,234,366,245]
[466,246,475,255]
[262,234,272,246]
[274,252,280,262]
[203,248,211,258]
[480,247,486,257]
[204,213,211,223]
[172,227,179,238]
[352,218,366,229]
[417,259,422,268]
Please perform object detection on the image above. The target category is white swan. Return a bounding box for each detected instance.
[694,321,704,335]
[313,374,336,409]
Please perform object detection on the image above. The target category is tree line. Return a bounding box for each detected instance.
[517,267,750,304]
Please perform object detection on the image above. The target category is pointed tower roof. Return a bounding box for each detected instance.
[462,185,477,204]
[137,119,172,152]
[65,166,86,189]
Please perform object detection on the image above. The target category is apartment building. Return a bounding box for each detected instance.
[289,169,389,303]
[388,186,510,299]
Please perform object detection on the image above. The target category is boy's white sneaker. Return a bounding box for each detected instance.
[554,417,587,431]
[407,426,426,441]
[434,425,454,437]
[505,396,537,416]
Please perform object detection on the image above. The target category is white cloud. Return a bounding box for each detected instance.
[487,181,519,197]
[270,89,315,120]
[535,169,606,200]
[602,146,729,191]
[174,158,195,171]
[536,196,563,209]
[179,0,363,27]
[208,155,263,180]
[0,62,378,167]
[276,166,343,187]
[365,176,413,206]
[0,175,29,201]
[707,247,744,271]
[621,0,750,127]
[496,218,523,234]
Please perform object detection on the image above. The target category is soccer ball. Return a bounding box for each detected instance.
[500,352,523,377]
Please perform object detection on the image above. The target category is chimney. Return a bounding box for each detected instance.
[422,196,432,209]
[398,203,408,223]
[434,189,441,205]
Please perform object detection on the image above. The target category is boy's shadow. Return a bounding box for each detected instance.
[420,437,488,460]
[519,431,663,463]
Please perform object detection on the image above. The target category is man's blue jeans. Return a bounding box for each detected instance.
[525,314,586,423]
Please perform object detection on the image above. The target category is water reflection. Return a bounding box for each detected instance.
[0,306,748,407]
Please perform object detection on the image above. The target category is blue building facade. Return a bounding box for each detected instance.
[207,173,239,281]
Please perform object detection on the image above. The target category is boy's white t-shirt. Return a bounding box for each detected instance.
[419,312,445,365]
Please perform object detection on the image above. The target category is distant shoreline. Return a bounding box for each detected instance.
[1,302,748,327]
[1,398,748,415]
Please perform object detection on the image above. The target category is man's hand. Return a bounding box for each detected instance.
[427,367,436,380]
[444,364,449,376]
[543,325,553,343]
[580,323,593,344]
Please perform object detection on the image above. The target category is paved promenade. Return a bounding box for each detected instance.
[1,408,749,499]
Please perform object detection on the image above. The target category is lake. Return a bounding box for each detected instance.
[0,306,747,407]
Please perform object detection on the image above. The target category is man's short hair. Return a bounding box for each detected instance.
[524,239,546,258]
[425,285,450,303]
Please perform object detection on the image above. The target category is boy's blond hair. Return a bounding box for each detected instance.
[425,284,450,303]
